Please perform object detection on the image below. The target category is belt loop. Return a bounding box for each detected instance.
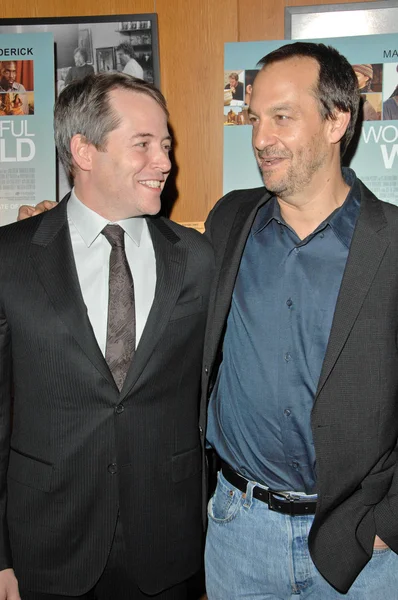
[243,480,255,509]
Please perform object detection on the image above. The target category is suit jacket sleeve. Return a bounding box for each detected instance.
[0,298,12,570]
[374,442,398,550]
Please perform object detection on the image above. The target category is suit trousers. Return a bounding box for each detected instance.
[20,517,188,600]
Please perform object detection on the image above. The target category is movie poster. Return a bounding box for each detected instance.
[224,33,398,206]
[0,32,55,225]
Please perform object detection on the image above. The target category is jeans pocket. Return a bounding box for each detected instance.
[207,473,243,523]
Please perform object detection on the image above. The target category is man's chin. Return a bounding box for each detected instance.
[138,198,162,218]
[261,174,281,194]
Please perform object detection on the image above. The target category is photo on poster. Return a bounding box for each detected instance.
[0,60,34,116]
[352,63,382,121]
[0,14,160,200]
[224,70,245,105]
[382,63,398,121]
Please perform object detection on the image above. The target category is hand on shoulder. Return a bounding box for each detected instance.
[17,200,57,221]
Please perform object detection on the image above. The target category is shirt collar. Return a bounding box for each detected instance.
[252,196,282,235]
[327,167,360,249]
[67,189,144,247]
[252,167,360,249]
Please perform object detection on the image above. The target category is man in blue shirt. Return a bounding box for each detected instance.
[202,42,398,598]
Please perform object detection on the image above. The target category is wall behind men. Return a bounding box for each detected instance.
[1,0,375,224]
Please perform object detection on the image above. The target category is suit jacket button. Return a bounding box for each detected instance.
[108,463,118,474]
[115,403,124,414]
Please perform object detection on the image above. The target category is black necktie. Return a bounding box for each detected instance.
[102,224,136,391]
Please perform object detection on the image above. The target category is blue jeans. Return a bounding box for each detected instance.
[205,471,398,599]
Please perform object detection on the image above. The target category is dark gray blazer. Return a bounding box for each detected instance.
[200,180,398,594]
[0,197,214,595]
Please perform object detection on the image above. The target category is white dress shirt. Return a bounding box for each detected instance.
[67,190,156,355]
[122,59,144,80]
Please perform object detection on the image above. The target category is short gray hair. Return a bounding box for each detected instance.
[54,72,169,183]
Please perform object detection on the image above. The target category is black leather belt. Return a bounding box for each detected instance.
[221,461,317,516]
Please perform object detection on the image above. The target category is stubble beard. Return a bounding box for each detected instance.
[260,136,328,201]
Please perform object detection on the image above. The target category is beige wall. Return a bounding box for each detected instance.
[1,0,376,222]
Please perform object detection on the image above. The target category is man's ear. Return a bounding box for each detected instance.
[328,110,351,146]
[70,134,94,173]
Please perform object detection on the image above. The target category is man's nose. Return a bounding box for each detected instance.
[154,149,172,174]
[252,121,275,151]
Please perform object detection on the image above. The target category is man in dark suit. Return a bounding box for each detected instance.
[202,42,398,598]
[0,73,213,599]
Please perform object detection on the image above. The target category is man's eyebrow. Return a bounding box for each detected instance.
[248,103,299,117]
[130,133,172,142]
[269,103,297,114]
[247,108,258,118]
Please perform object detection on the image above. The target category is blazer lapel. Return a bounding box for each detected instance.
[120,217,187,398]
[29,198,114,387]
[316,191,389,397]
[207,191,271,367]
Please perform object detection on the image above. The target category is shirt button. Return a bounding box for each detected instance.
[115,404,124,414]
[284,409,291,416]
[108,463,118,474]
[320,233,325,239]
[284,352,291,362]
[294,247,300,254]
[286,298,293,308]
[204,366,209,375]
[199,425,204,435]
[292,461,299,470]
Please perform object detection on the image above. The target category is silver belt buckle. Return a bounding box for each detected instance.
[267,490,299,514]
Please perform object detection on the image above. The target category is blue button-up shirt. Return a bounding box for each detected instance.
[207,169,361,493]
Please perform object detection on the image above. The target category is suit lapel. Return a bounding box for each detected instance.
[30,198,114,387]
[316,189,389,397]
[120,217,187,398]
[207,191,271,367]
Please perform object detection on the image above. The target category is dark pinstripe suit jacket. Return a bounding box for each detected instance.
[0,197,214,595]
[200,179,398,594]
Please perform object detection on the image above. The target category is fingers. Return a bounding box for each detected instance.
[17,200,57,221]
[17,205,36,221]
[0,569,20,600]
[38,201,57,213]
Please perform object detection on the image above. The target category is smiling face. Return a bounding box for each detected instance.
[249,57,334,204]
[76,88,172,221]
